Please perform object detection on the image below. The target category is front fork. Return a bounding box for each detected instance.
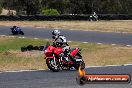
[45,54,58,67]
[59,56,63,67]
[53,54,57,66]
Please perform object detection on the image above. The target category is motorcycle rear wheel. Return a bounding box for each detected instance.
[46,58,60,72]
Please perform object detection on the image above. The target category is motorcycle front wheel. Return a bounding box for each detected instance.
[20,31,24,35]
[46,58,60,72]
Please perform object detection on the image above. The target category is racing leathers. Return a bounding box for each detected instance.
[53,35,70,62]
[12,26,21,32]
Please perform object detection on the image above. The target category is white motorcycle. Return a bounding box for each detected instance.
[89,14,98,21]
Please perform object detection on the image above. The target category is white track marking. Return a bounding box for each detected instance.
[123,64,132,66]
[18,37,25,39]
[0,35,6,37]
[126,45,131,47]
[1,64,132,73]
[86,64,132,68]
[9,36,15,38]
[97,43,102,44]
[11,36,15,38]
[34,38,39,40]
[18,37,22,38]
[68,41,72,42]
[0,69,45,73]
[112,44,116,46]
[83,42,88,43]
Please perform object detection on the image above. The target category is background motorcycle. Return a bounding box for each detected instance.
[89,15,98,21]
[44,42,85,72]
[10,28,24,35]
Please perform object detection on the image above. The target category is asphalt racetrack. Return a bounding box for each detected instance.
[0,26,132,45]
[0,65,132,88]
[0,26,132,88]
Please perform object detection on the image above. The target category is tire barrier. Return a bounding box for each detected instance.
[21,45,44,52]
[0,14,132,21]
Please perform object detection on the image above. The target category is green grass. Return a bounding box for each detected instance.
[0,37,132,71]
[68,42,112,52]
[0,37,47,52]
[0,37,110,52]
[0,37,47,71]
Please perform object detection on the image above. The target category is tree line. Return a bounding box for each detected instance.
[0,0,132,15]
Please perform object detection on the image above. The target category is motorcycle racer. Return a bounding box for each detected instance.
[52,30,70,62]
[12,26,21,32]
[93,12,98,20]
[89,12,98,21]
[10,26,24,35]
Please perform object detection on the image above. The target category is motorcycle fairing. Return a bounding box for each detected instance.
[70,48,79,57]
[44,45,55,58]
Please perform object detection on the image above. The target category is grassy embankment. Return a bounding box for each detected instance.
[0,36,132,71]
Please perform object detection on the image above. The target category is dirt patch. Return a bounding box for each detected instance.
[0,50,46,71]
[0,21,132,32]
[0,50,43,58]
[83,46,132,66]
[0,36,11,41]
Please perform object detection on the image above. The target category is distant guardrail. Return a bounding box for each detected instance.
[0,14,131,21]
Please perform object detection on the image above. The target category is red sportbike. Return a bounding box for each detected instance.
[44,42,85,72]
